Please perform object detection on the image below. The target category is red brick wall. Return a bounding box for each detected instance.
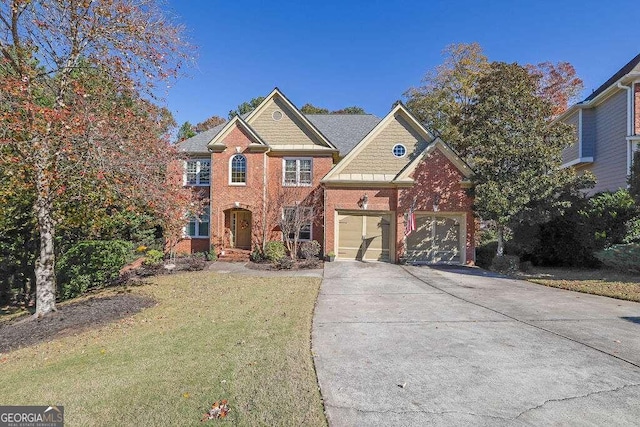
[265,155,333,248]
[398,148,475,264]
[324,147,475,264]
[324,186,398,257]
[174,186,210,255]
[209,123,335,253]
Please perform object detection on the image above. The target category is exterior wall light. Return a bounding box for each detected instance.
[433,193,441,212]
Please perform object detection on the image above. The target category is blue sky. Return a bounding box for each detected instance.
[164,0,638,127]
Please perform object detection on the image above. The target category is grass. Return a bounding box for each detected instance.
[0,272,326,426]
[523,267,640,302]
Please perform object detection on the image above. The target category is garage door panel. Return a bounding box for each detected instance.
[338,215,362,249]
[337,213,392,261]
[406,215,462,264]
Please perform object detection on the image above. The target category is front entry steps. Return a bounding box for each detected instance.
[218,248,251,262]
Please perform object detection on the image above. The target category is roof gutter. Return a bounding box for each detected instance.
[556,73,640,124]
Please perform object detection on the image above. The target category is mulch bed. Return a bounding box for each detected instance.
[245,260,323,271]
[0,293,155,353]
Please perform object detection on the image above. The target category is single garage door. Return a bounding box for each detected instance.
[337,212,392,261]
[406,215,462,264]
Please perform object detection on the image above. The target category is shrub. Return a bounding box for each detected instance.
[475,242,498,269]
[250,246,265,262]
[144,249,164,266]
[300,240,321,260]
[275,256,294,270]
[205,246,217,261]
[490,255,520,274]
[265,241,286,262]
[594,244,640,273]
[57,240,133,300]
[623,216,640,244]
[186,253,207,271]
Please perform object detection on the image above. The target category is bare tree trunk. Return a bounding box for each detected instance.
[496,223,505,258]
[34,163,57,317]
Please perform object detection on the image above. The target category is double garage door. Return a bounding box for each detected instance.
[336,211,464,264]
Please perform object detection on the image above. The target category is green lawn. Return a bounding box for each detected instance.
[524,267,640,303]
[0,272,326,426]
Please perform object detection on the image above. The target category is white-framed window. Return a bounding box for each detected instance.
[186,206,210,238]
[282,206,312,241]
[392,144,407,158]
[229,154,247,185]
[283,158,312,186]
[184,159,210,186]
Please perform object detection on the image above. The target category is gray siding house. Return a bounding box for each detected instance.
[559,53,640,194]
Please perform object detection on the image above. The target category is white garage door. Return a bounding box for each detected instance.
[406,215,463,264]
[337,212,392,261]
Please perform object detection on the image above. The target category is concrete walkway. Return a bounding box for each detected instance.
[312,262,640,426]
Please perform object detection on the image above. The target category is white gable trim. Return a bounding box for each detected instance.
[394,138,473,183]
[206,115,267,149]
[322,103,434,182]
[244,88,337,150]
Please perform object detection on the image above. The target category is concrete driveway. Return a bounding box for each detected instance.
[312,262,640,426]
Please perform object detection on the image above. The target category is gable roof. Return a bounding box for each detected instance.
[306,114,381,156]
[322,102,435,183]
[206,115,267,150]
[583,53,640,102]
[176,121,226,154]
[557,53,640,122]
[244,88,337,151]
[394,138,473,184]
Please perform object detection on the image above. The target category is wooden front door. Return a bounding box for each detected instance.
[233,210,252,249]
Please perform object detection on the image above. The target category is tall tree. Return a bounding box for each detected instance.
[195,115,225,132]
[404,43,489,157]
[405,43,583,156]
[526,62,583,117]
[0,0,194,316]
[300,103,329,114]
[331,106,367,115]
[462,62,590,257]
[228,96,265,119]
[177,121,196,141]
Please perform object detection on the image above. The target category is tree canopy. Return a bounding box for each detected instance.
[0,0,197,316]
[195,115,225,132]
[461,62,592,256]
[405,43,583,157]
[228,96,265,119]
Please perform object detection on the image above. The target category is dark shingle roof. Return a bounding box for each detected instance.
[583,53,640,102]
[176,122,226,154]
[305,114,381,155]
[176,113,381,155]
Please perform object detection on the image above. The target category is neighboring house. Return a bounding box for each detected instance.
[559,53,640,194]
[176,88,475,264]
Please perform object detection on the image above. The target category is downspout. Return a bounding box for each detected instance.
[617,82,633,176]
[262,147,270,251]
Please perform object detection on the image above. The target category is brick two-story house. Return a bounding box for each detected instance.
[560,53,640,194]
[176,88,475,264]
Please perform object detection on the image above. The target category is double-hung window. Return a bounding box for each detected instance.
[230,154,247,185]
[283,158,312,186]
[185,159,210,186]
[282,206,312,241]
[187,206,210,238]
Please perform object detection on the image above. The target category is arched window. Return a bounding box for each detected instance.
[230,154,247,184]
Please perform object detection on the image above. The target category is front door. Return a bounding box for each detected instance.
[233,210,252,249]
